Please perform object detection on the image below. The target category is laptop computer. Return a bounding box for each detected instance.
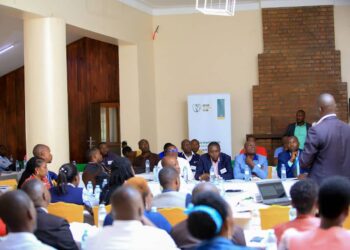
[256,180,291,206]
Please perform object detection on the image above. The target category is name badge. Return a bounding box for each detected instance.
[220,168,227,174]
[190,165,196,171]
[108,160,113,165]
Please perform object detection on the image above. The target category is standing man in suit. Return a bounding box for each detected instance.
[195,142,233,180]
[22,179,78,250]
[300,93,350,185]
[284,110,312,150]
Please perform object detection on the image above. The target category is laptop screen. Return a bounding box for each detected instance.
[257,181,287,200]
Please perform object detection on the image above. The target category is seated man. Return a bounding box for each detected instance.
[274,179,319,242]
[178,139,200,172]
[0,145,13,171]
[82,147,110,189]
[98,142,121,168]
[103,176,172,233]
[158,142,174,160]
[234,141,268,179]
[157,145,193,180]
[171,182,246,249]
[195,142,233,180]
[273,136,290,166]
[133,139,160,174]
[86,186,177,250]
[277,136,308,178]
[152,167,191,209]
[22,179,78,250]
[190,139,204,155]
[32,144,58,187]
[0,190,54,250]
[239,135,267,156]
[281,176,350,250]
[122,146,137,164]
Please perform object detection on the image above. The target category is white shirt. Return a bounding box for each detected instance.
[0,232,56,250]
[157,157,194,180]
[86,220,178,250]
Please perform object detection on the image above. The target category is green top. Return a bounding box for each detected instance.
[294,124,307,149]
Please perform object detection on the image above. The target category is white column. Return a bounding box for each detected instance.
[24,17,69,172]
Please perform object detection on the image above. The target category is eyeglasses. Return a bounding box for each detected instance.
[167,149,178,153]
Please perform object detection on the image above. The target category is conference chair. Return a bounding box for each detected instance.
[343,212,350,229]
[93,204,112,226]
[259,205,290,230]
[47,202,84,223]
[158,207,188,226]
[268,166,273,179]
[0,179,18,191]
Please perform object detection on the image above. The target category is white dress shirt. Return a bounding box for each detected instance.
[157,157,194,180]
[86,220,178,250]
[0,232,56,250]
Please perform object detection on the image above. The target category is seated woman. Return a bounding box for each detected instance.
[18,157,50,189]
[103,176,172,234]
[50,163,91,206]
[187,192,250,250]
[100,157,134,204]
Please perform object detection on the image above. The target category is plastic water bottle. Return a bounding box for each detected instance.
[145,159,150,174]
[244,166,250,182]
[209,166,216,183]
[289,207,297,221]
[183,165,189,183]
[153,165,159,182]
[94,185,101,206]
[151,206,157,213]
[23,158,27,169]
[15,160,20,172]
[102,179,108,189]
[265,230,277,250]
[218,177,225,196]
[98,203,107,227]
[72,160,76,166]
[81,229,88,250]
[281,164,287,181]
[86,181,93,194]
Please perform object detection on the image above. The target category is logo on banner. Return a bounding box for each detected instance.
[193,104,212,112]
[192,104,202,112]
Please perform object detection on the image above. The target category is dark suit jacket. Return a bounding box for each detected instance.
[195,153,233,180]
[284,122,311,136]
[170,219,246,249]
[34,208,78,250]
[300,116,350,185]
[277,149,308,178]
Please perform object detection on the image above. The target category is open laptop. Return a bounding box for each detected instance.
[256,180,291,206]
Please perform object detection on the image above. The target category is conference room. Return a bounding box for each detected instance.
[0,0,350,250]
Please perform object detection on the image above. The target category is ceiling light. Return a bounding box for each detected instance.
[0,44,14,55]
[196,0,236,16]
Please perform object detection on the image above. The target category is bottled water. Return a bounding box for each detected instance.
[265,230,277,250]
[209,166,216,183]
[244,166,250,182]
[289,207,297,221]
[183,165,189,183]
[218,177,225,196]
[94,185,101,206]
[98,204,107,227]
[86,181,93,194]
[145,159,150,174]
[281,164,287,181]
[151,206,157,213]
[81,229,88,250]
[153,165,159,182]
[72,160,76,165]
[16,160,20,172]
[102,179,108,189]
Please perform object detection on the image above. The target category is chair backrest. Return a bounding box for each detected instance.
[158,207,187,226]
[0,179,18,191]
[268,166,273,179]
[47,202,84,223]
[93,204,112,226]
[259,205,290,230]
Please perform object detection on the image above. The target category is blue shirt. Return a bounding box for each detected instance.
[197,237,251,250]
[277,149,308,178]
[103,210,172,234]
[274,146,285,158]
[234,154,268,179]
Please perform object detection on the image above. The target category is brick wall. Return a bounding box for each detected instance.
[253,5,348,163]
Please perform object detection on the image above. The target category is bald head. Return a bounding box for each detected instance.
[21,179,51,208]
[318,93,337,117]
[192,182,219,202]
[0,190,36,233]
[32,144,52,163]
[111,186,144,221]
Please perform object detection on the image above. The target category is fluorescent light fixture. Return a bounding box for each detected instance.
[196,0,236,16]
[0,44,14,55]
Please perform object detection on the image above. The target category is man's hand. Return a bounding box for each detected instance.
[290,151,297,163]
[199,173,210,182]
[245,156,255,169]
